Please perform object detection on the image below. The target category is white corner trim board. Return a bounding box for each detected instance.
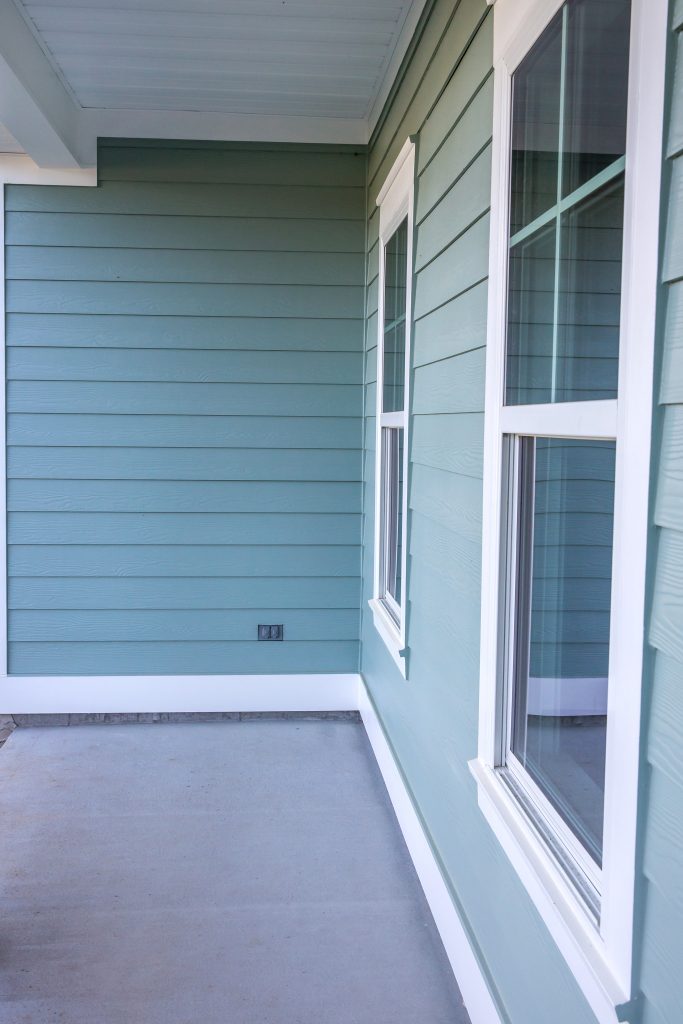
[358,679,503,1024]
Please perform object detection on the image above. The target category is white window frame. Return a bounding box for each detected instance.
[369,138,415,677]
[470,0,668,1020]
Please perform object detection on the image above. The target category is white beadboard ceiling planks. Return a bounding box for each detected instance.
[1,0,429,164]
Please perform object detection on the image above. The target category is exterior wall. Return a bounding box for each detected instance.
[4,141,365,675]
[640,3,683,1022]
[360,1,613,1021]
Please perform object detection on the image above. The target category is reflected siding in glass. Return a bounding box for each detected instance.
[505,0,631,406]
[510,438,616,863]
[383,218,408,414]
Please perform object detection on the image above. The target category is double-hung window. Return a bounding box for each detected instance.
[472,0,667,1018]
[370,140,415,676]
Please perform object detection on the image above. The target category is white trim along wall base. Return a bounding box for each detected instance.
[358,680,503,1024]
[0,670,502,1024]
[0,674,360,716]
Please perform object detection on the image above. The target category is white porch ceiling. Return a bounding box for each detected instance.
[0,0,428,168]
[0,122,23,153]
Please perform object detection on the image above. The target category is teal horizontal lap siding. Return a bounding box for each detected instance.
[8,416,359,448]
[4,182,363,219]
[7,513,360,545]
[6,348,362,383]
[4,215,364,255]
[6,448,361,481]
[7,481,360,513]
[9,577,359,609]
[7,642,359,676]
[7,382,360,416]
[640,7,683,1024]
[6,281,362,319]
[10,608,359,642]
[8,545,359,577]
[360,1,611,1022]
[5,141,365,676]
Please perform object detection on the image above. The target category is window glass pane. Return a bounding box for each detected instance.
[510,437,616,865]
[506,176,623,404]
[510,8,563,236]
[506,0,630,406]
[562,0,631,198]
[383,321,406,414]
[555,176,623,401]
[383,219,408,413]
[506,221,557,405]
[381,427,404,614]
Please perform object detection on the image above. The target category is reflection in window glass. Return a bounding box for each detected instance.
[383,219,408,413]
[510,9,563,236]
[506,0,631,406]
[562,0,631,197]
[507,177,623,404]
[381,427,404,616]
[510,437,616,864]
[506,221,556,405]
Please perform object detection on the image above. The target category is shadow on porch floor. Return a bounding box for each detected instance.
[0,717,469,1024]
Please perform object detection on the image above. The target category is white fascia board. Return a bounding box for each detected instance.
[76,108,369,166]
[0,0,85,168]
[367,0,431,135]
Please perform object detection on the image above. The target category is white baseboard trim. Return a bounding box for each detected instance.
[1,668,500,1022]
[357,678,503,1024]
[0,673,360,714]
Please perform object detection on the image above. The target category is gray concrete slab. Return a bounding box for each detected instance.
[0,719,470,1024]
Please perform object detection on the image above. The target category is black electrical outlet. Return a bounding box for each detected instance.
[258,624,283,641]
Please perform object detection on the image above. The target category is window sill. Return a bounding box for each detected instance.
[468,757,632,1024]
[368,599,407,678]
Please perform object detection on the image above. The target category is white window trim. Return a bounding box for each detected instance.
[369,138,415,678]
[469,1,668,1020]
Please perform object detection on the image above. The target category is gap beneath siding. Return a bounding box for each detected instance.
[11,709,360,727]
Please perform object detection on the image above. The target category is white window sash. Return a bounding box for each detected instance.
[470,0,668,1017]
[370,139,415,675]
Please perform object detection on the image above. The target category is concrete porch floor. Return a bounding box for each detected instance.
[0,717,469,1024]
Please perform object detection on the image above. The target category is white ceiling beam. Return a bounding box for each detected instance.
[76,108,369,165]
[0,0,85,168]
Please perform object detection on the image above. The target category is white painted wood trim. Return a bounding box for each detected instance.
[376,136,417,207]
[0,674,360,714]
[599,0,669,983]
[0,666,504,1022]
[367,0,431,135]
[469,759,625,1024]
[476,0,668,1012]
[368,598,407,677]
[77,109,369,165]
[358,679,503,1024]
[372,139,415,666]
[0,0,84,167]
[499,400,618,439]
[0,153,96,186]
